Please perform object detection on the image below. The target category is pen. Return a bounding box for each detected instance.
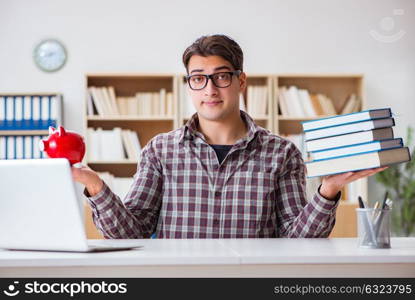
[358,195,378,247]
[373,199,391,226]
[372,201,380,221]
[374,193,391,239]
[381,191,389,209]
[358,196,365,209]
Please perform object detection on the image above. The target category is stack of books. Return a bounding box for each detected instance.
[302,108,411,177]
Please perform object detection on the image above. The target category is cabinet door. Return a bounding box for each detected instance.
[329,203,358,237]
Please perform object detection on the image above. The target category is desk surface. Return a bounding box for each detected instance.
[1,238,414,277]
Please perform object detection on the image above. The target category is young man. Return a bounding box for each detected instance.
[72,35,386,238]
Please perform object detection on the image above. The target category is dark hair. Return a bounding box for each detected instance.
[182,34,244,73]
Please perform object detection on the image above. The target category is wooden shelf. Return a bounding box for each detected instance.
[276,73,364,78]
[86,162,138,177]
[87,119,174,148]
[278,115,335,121]
[87,160,138,164]
[274,74,365,134]
[85,74,179,177]
[87,115,175,121]
[82,73,368,239]
[276,74,364,116]
[0,92,61,96]
[0,130,49,136]
[86,74,176,94]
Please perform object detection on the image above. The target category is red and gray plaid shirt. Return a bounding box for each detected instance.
[87,111,340,239]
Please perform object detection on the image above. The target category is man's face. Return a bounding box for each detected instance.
[187,55,246,122]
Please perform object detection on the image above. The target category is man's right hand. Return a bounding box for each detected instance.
[71,164,104,197]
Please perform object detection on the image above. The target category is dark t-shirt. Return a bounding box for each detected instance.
[210,144,233,164]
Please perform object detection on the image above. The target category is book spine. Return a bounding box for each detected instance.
[0,95,62,131]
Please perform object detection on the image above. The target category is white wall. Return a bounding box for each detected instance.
[1,0,414,202]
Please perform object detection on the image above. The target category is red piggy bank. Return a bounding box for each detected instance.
[39,126,86,165]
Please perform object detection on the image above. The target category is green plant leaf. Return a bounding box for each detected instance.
[375,126,415,236]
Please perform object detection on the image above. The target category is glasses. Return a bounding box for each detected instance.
[185,70,242,90]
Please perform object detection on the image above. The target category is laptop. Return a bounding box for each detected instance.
[0,158,143,252]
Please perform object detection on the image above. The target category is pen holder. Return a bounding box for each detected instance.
[356,208,391,249]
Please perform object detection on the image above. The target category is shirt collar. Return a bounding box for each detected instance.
[179,110,260,149]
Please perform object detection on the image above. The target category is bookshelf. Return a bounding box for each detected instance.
[274,74,365,133]
[273,74,366,238]
[85,74,179,177]
[83,73,368,238]
[0,93,63,160]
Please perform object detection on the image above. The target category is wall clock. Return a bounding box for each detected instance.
[33,39,67,72]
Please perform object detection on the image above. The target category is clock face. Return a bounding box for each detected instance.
[33,39,67,72]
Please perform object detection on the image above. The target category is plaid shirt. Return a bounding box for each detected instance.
[87,111,340,239]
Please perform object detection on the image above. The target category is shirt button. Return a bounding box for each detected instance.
[213,219,220,225]
[215,191,220,197]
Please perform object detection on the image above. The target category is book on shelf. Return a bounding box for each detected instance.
[310,138,403,161]
[88,87,109,116]
[297,89,316,117]
[121,130,135,161]
[87,86,173,117]
[107,86,119,115]
[86,127,141,162]
[100,127,124,161]
[301,108,392,131]
[309,94,325,116]
[304,117,395,141]
[0,95,62,130]
[0,135,45,160]
[246,85,268,117]
[340,94,361,115]
[305,147,411,177]
[166,92,174,116]
[305,127,394,152]
[97,172,133,200]
[316,94,337,115]
[285,86,305,117]
[277,87,290,116]
[302,107,410,178]
[277,86,339,118]
[180,81,196,119]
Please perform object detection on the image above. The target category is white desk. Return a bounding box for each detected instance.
[0,238,414,277]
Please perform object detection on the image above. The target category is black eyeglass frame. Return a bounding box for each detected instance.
[185,70,242,90]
